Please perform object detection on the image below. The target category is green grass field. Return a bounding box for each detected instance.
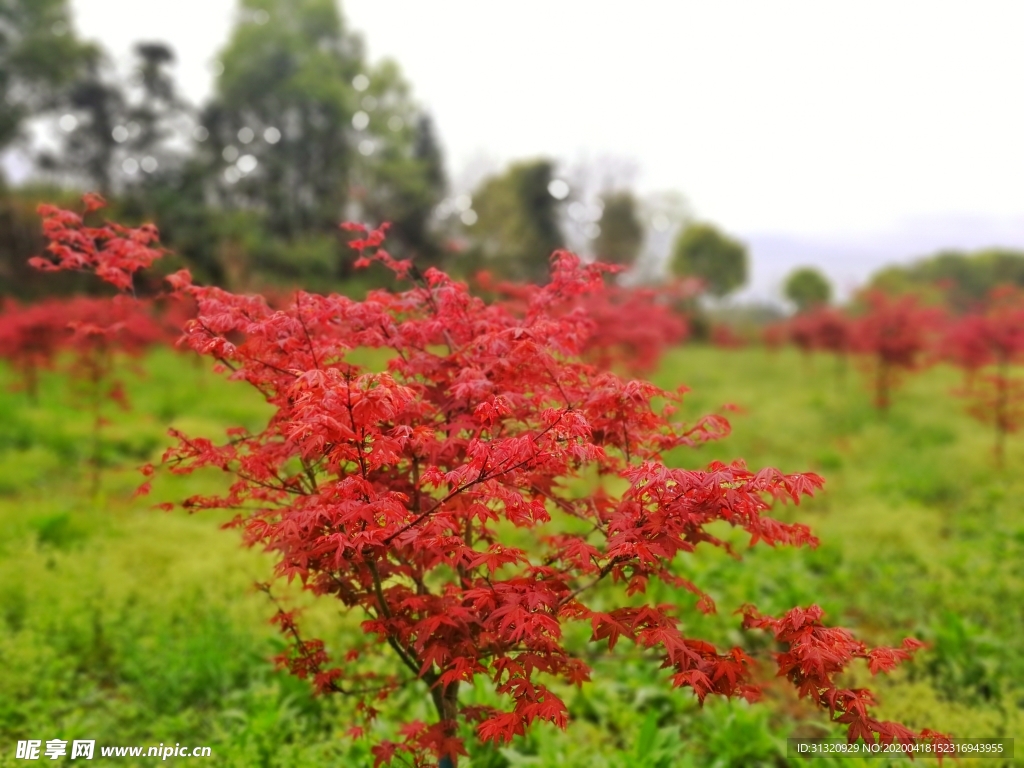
[1,347,1021,767]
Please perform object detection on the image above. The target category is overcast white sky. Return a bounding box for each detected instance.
[68,0,1024,299]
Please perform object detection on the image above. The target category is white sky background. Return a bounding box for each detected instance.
[68,0,1024,301]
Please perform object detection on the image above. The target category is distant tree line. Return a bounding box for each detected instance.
[1,0,755,298]
[1,0,446,296]
[870,249,1024,313]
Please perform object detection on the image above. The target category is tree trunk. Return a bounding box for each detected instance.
[875,359,891,411]
[429,680,460,767]
[995,359,1009,469]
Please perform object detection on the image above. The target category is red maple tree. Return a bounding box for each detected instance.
[710,323,746,349]
[23,194,165,489]
[944,288,1024,466]
[938,314,991,391]
[785,307,853,381]
[761,321,787,353]
[0,298,73,401]
[34,197,948,766]
[851,291,943,410]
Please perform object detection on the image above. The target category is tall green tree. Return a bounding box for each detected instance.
[471,159,564,283]
[671,222,748,298]
[55,56,124,194]
[120,43,193,179]
[35,40,193,195]
[0,0,87,135]
[784,266,832,312]
[115,43,228,285]
[592,189,642,266]
[202,0,363,239]
[349,64,446,268]
[0,0,97,177]
[201,0,445,283]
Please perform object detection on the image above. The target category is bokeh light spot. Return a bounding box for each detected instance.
[237,154,258,174]
[352,111,370,130]
[548,179,570,200]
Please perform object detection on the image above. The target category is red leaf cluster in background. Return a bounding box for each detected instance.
[710,323,746,349]
[0,295,163,402]
[476,271,698,375]
[938,314,991,390]
[575,284,693,374]
[59,295,164,403]
[31,196,946,767]
[850,291,944,410]
[0,298,73,400]
[761,322,788,353]
[788,308,852,360]
[940,287,1024,465]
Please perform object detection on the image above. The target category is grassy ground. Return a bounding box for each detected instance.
[0,347,1020,766]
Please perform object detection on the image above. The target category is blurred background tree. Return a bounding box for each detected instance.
[784,265,832,312]
[0,0,100,296]
[0,0,452,295]
[192,0,446,286]
[591,189,643,267]
[0,0,97,172]
[870,249,1024,313]
[347,68,447,271]
[671,222,748,298]
[469,158,564,283]
[202,0,361,240]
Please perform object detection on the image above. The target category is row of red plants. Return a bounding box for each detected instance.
[763,291,1024,465]
[4,194,956,766]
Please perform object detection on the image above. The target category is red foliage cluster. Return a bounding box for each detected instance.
[761,322,788,352]
[0,295,162,402]
[58,295,164,397]
[940,288,1024,464]
[788,313,818,356]
[575,283,693,374]
[0,298,73,400]
[710,323,746,349]
[851,291,944,410]
[975,286,1024,363]
[812,309,854,359]
[743,606,948,748]
[477,271,696,375]
[34,197,945,767]
[938,314,991,388]
[29,193,164,292]
[787,308,853,359]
